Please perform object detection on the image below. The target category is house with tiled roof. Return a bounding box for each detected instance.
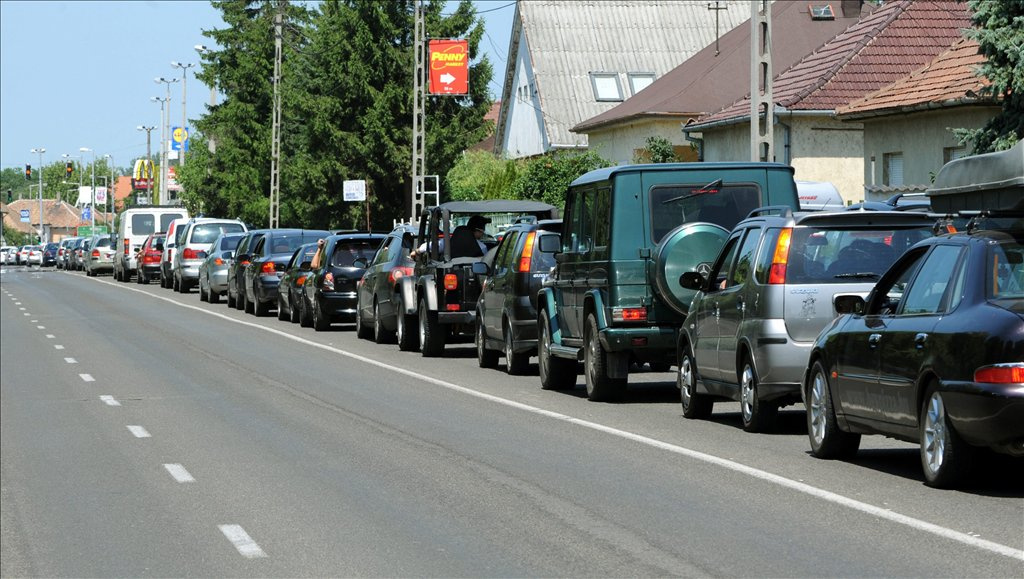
[494,0,748,159]
[835,37,999,199]
[572,1,872,165]
[685,0,972,203]
[0,199,109,242]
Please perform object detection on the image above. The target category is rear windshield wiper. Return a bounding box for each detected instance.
[833,272,880,279]
[661,179,724,205]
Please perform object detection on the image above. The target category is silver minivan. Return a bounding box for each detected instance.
[678,208,936,432]
[171,218,248,293]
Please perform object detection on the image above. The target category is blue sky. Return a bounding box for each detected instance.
[0,0,516,170]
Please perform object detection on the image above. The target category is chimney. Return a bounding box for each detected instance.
[841,0,863,17]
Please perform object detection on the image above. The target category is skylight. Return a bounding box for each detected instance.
[810,4,835,20]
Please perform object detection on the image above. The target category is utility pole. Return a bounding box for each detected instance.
[410,0,426,222]
[137,125,156,204]
[269,1,285,229]
[707,2,728,57]
[171,61,195,167]
[30,148,45,244]
[750,0,773,162]
[155,77,179,203]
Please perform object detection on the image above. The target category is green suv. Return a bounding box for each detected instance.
[537,163,800,401]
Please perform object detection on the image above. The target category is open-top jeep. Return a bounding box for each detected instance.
[537,163,801,401]
[397,200,559,357]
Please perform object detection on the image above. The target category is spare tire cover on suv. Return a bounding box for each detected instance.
[653,222,730,316]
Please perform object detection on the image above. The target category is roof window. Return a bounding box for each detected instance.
[810,4,835,20]
[589,72,623,102]
[627,72,656,95]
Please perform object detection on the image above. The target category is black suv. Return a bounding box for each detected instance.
[537,163,801,401]
[398,201,559,357]
[473,219,562,374]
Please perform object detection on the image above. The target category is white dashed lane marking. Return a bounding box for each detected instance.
[79,374,94,382]
[219,525,267,559]
[65,358,77,364]
[163,463,195,483]
[36,325,45,329]
[126,425,151,438]
[100,395,121,407]
[45,334,54,339]
[54,345,64,350]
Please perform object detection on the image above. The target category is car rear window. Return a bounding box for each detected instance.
[161,213,185,232]
[650,184,761,243]
[219,235,243,251]
[784,226,932,284]
[131,214,156,235]
[192,223,244,244]
[989,238,1024,304]
[330,240,378,267]
[94,238,113,248]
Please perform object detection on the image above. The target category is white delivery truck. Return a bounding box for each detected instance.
[113,205,189,282]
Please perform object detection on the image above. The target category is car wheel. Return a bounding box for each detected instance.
[679,343,713,418]
[584,314,626,402]
[86,267,95,277]
[921,386,973,488]
[172,274,180,292]
[807,360,860,459]
[227,287,237,308]
[740,357,777,433]
[299,295,313,328]
[312,297,329,331]
[356,300,373,339]
[200,283,209,302]
[277,295,289,320]
[504,319,529,375]
[418,298,444,357]
[254,294,269,317]
[373,300,394,344]
[209,284,220,304]
[396,299,418,351]
[244,290,255,314]
[538,313,576,390]
[476,318,499,368]
[289,295,300,323]
[179,278,192,293]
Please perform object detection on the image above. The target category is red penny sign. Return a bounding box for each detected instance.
[429,39,469,95]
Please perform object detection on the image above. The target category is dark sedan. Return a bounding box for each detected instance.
[278,242,318,323]
[303,232,386,331]
[355,225,416,343]
[227,229,271,311]
[804,220,1024,488]
[244,229,330,316]
[42,242,59,267]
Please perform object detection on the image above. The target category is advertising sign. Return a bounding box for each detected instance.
[133,159,155,190]
[428,39,469,95]
[95,186,108,204]
[171,127,190,152]
[82,206,92,221]
[343,180,366,202]
[167,166,182,192]
[19,209,29,223]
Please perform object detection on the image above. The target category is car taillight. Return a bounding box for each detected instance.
[974,364,1024,384]
[768,228,792,285]
[260,261,276,275]
[91,249,100,258]
[214,257,224,266]
[518,232,536,272]
[183,248,201,260]
[444,273,458,290]
[297,275,306,286]
[124,238,130,254]
[388,266,413,286]
[323,272,335,291]
[612,307,647,322]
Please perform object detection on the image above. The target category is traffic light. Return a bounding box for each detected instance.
[6,189,11,203]
[66,161,74,178]
[25,164,31,180]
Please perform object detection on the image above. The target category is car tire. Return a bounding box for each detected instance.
[244,290,255,314]
[86,267,95,277]
[209,285,220,304]
[476,319,499,368]
[311,297,329,331]
[299,296,313,328]
[418,298,444,357]
[807,360,861,459]
[740,357,778,433]
[172,274,180,292]
[254,295,269,317]
[396,299,418,352]
[200,284,209,302]
[920,386,973,488]
[373,301,394,344]
[504,319,529,375]
[679,343,713,419]
[179,278,191,294]
[289,295,300,323]
[227,288,237,309]
[584,314,626,402]
[538,313,576,390]
[277,296,289,321]
[355,301,373,339]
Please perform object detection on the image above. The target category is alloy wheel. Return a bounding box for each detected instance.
[809,370,827,446]
[740,365,755,423]
[922,392,947,476]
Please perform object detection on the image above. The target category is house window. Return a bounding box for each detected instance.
[943,146,968,164]
[589,72,623,102]
[883,152,904,186]
[627,72,656,95]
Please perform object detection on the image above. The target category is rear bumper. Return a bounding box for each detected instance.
[942,381,1024,455]
[254,276,281,303]
[600,325,677,355]
[209,270,229,293]
[751,338,812,401]
[178,261,202,281]
[320,291,358,321]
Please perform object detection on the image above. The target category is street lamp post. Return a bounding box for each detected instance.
[150,96,170,205]
[30,148,45,244]
[195,45,217,154]
[155,77,179,204]
[137,125,156,204]
[80,147,96,232]
[171,61,195,166]
[103,154,114,218]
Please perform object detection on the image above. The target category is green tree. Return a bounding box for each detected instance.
[639,136,679,163]
[958,0,1024,152]
[509,150,612,208]
[445,150,522,201]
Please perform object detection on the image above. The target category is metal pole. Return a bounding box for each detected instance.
[31,148,45,244]
[269,3,285,229]
[171,62,195,166]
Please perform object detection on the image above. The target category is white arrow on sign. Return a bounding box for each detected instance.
[440,72,456,85]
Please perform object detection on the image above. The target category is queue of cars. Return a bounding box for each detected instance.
[43,163,1022,490]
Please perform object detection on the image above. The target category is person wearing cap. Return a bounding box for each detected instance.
[410,215,490,259]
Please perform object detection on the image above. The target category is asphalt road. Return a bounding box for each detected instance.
[2,264,1021,577]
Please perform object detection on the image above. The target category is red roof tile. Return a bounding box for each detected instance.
[695,0,972,125]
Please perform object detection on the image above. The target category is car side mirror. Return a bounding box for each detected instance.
[471,262,490,275]
[225,251,234,260]
[679,271,706,290]
[353,257,368,269]
[834,294,865,315]
[134,247,142,253]
[196,251,208,260]
[538,234,561,253]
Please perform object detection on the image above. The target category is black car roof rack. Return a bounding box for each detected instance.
[745,205,793,219]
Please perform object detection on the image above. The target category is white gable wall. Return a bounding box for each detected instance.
[500,25,548,159]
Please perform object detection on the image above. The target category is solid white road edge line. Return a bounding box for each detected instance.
[126,425,151,438]
[218,524,267,558]
[100,395,121,407]
[87,275,1024,562]
[163,463,195,483]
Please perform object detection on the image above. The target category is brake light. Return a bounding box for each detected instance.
[612,307,648,322]
[91,249,100,258]
[260,261,276,275]
[768,228,792,284]
[883,235,893,246]
[214,257,224,266]
[388,266,413,286]
[446,304,460,311]
[518,232,536,272]
[124,238,130,254]
[297,275,306,286]
[974,364,1024,384]
[444,273,458,290]
[323,272,335,291]
[183,248,201,260]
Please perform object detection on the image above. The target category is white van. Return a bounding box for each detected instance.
[796,181,845,211]
[113,206,189,282]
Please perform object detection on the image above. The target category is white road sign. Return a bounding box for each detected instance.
[343,180,366,202]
